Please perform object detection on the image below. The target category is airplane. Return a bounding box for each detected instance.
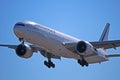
[1,21,120,68]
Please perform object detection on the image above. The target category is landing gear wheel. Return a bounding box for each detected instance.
[78,59,85,67]
[82,59,88,67]
[78,59,88,67]
[78,59,83,66]
[85,62,88,67]
[44,60,50,68]
[44,60,55,68]
[44,61,49,68]
[51,62,55,68]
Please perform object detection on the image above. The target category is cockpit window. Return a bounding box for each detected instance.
[15,23,25,26]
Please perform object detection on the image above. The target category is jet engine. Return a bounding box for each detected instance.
[76,41,97,56]
[15,44,33,58]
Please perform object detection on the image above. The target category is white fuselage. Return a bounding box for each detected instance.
[14,21,108,64]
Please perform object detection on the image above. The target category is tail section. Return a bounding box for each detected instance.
[99,23,110,42]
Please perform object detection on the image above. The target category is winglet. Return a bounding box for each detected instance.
[99,23,110,42]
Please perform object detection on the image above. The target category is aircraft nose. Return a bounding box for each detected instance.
[14,22,25,38]
[14,22,25,32]
[14,22,25,30]
[15,22,25,27]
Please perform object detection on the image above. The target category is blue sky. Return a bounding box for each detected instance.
[0,0,120,80]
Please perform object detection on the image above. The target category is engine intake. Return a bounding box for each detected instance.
[76,41,97,56]
[76,41,87,53]
[15,44,33,58]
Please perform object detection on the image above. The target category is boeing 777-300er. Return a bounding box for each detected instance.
[1,21,120,68]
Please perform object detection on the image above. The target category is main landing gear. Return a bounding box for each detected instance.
[77,56,88,67]
[44,59,55,68]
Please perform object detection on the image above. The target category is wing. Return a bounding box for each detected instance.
[90,40,120,49]
[0,44,39,52]
[0,44,17,49]
[0,44,61,59]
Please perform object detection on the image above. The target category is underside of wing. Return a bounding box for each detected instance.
[39,50,61,59]
[31,45,61,59]
[0,44,61,59]
[0,44,39,52]
[90,40,120,49]
[0,44,17,49]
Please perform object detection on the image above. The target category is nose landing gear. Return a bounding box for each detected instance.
[18,38,25,44]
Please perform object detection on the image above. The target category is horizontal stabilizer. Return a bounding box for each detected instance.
[90,40,120,49]
[105,54,120,58]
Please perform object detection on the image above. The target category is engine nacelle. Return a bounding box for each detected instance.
[15,44,33,58]
[76,41,97,56]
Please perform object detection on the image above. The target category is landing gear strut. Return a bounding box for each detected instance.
[19,38,24,42]
[77,56,88,67]
[39,49,56,68]
[44,59,55,68]
[19,38,24,44]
